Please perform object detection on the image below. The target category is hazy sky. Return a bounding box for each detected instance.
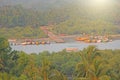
[0,0,119,10]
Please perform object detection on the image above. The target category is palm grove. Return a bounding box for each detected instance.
[0,37,120,80]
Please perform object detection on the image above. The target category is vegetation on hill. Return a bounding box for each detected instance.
[0,37,120,80]
[0,2,120,38]
[0,26,47,38]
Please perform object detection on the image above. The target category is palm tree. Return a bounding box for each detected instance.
[41,57,68,80]
[41,58,51,80]
[49,69,68,80]
[0,37,11,72]
[73,46,110,80]
[23,55,41,80]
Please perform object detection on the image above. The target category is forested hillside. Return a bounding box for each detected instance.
[0,0,120,38]
[0,5,68,27]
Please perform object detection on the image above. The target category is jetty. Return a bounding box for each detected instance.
[40,26,64,43]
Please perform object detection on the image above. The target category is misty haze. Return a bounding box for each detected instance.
[0,0,120,80]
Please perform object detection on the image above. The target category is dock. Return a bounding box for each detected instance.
[40,26,64,43]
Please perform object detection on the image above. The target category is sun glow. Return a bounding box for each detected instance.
[91,0,109,5]
[89,0,113,7]
[77,0,117,16]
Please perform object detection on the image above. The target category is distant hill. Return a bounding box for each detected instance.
[0,0,120,38]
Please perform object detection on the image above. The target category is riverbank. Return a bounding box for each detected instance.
[8,34,120,46]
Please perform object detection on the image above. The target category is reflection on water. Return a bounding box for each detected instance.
[11,40,120,54]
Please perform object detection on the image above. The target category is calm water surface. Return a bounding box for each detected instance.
[11,40,120,54]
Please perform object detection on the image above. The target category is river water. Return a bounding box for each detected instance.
[11,40,120,54]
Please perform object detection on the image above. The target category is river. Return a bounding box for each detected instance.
[11,40,120,54]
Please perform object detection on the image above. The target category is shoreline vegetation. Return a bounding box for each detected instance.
[0,37,120,80]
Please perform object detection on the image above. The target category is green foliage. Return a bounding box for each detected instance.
[73,46,120,80]
[10,51,29,77]
[0,5,120,38]
[0,39,120,80]
[18,74,28,80]
[0,37,10,50]
[0,26,47,38]
[0,4,120,79]
[0,37,11,72]
[0,72,17,80]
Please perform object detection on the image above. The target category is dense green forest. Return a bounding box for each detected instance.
[0,3,120,38]
[0,26,47,38]
[0,37,120,80]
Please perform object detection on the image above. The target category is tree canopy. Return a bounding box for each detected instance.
[0,39,120,80]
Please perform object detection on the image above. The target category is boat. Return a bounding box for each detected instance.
[66,48,78,52]
[76,37,89,41]
[91,39,97,43]
[21,42,27,45]
[84,39,91,43]
[97,40,102,43]
[35,41,39,45]
[41,41,46,44]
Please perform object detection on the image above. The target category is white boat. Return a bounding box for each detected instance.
[21,42,27,45]
[66,48,78,52]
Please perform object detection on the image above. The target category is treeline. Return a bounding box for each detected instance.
[0,26,47,38]
[0,5,68,27]
[0,37,120,80]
